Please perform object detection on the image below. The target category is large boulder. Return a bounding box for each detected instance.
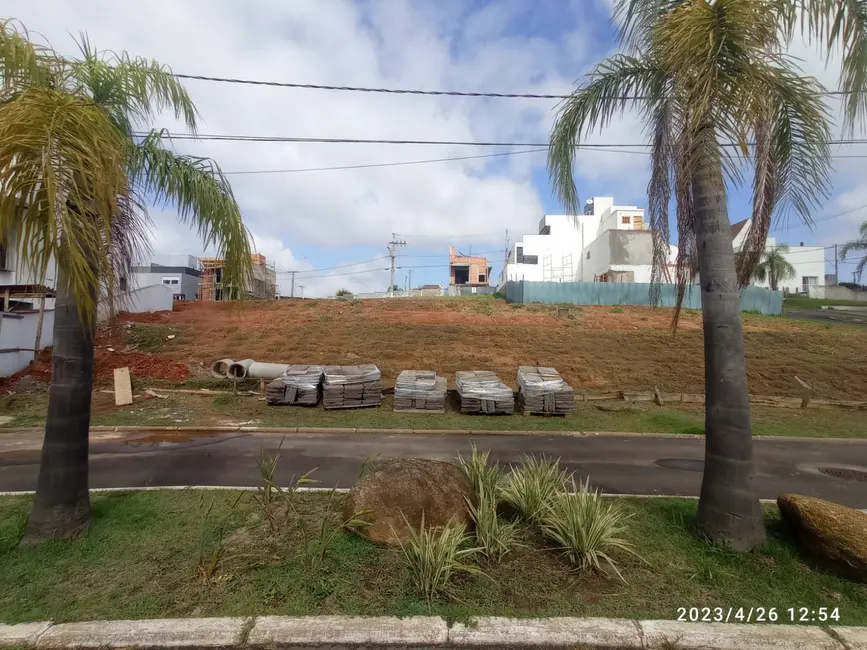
[344,458,474,546]
[778,493,867,583]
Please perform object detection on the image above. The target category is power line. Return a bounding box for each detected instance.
[135,130,867,149]
[173,72,861,100]
[275,256,388,275]
[223,148,550,175]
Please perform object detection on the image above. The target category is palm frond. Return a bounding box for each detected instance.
[840,239,867,258]
[67,37,197,133]
[802,0,867,132]
[0,87,131,325]
[130,131,251,298]
[0,19,57,94]
[670,124,697,329]
[854,255,867,281]
[549,55,666,214]
[738,64,831,285]
[613,0,681,51]
[647,87,676,305]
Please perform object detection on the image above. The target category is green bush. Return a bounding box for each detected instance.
[540,478,636,579]
[455,443,503,499]
[395,515,485,603]
[610,306,625,314]
[500,455,571,523]
[465,484,520,563]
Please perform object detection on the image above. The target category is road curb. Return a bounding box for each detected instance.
[2,425,864,442]
[0,616,861,649]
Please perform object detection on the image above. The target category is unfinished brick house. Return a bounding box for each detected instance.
[449,246,491,287]
[198,253,276,301]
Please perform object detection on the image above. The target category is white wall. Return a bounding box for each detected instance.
[0,310,54,377]
[808,285,867,302]
[1,235,58,290]
[583,230,612,281]
[97,284,174,323]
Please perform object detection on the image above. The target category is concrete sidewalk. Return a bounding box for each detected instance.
[2,615,865,649]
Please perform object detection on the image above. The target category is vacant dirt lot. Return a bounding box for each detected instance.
[86,296,867,400]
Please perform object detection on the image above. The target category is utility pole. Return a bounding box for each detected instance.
[408,269,413,293]
[298,285,304,298]
[387,233,406,298]
[834,244,839,284]
[288,270,297,298]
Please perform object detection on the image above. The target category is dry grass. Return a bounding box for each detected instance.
[110,297,867,399]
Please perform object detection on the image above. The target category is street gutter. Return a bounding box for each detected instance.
[1,425,865,443]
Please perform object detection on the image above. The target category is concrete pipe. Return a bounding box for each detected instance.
[210,359,235,379]
[245,362,290,380]
[226,359,255,379]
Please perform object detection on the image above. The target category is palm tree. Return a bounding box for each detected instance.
[549,0,867,549]
[0,22,251,542]
[840,220,867,281]
[741,244,798,291]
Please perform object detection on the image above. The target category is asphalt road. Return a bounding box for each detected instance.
[784,307,867,326]
[2,429,867,506]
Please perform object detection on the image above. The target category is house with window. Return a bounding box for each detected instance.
[498,196,677,288]
[130,255,202,300]
[449,246,491,287]
[730,218,825,294]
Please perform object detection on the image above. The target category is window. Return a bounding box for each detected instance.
[621,215,631,225]
[479,274,486,282]
[0,241,6,269]
[522,255,538,265]
[516,246,523,263]
[802,276,818,293]
[162,277,180,286]
[633,215,644,228]
[119,276,128,292]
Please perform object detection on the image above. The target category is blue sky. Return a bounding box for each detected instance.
[8,0,867,294]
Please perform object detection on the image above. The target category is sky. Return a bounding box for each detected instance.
[8,0,867,295]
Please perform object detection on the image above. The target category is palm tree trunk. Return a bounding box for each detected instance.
[23,264,94,542]
[691,133,766,551]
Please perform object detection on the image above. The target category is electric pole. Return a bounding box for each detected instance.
[834,244,839,285]
[409,269,413,293]
[298,285,304,298]
[288,270,297,298]
[388,233,406,297]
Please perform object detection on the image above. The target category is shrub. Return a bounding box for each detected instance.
[465,484,520,563]
[610,306,625,314]
[540,478,636,580]
[395,515,485,603]
[456,443,503,499]
[500,455,571,523]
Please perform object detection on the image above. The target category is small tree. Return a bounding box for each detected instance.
[751,245,797,291]
[335,288,353,298]
[841,221,867,282]
[389,284,400,292]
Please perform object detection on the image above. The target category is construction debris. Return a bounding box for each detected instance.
[323,364,382,409]
[517,366,575,415]
[393,370,447,413]
[456,370,514,415]
[113,367,133,406]
[266,365,324,406]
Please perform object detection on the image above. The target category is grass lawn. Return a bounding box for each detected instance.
[2,385,866,438]
[1,490,865,625]
[784,296,867,309]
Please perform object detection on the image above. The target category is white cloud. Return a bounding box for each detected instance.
[10,0,864,295]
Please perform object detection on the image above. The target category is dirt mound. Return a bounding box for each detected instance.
[778,493,867,582]
[94,350,190,382]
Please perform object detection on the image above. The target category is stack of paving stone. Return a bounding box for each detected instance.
[266,365,324,406]
[455,370,514,415]
[323,364,382,409]
[517,366,575,415]
[393,370,447,413]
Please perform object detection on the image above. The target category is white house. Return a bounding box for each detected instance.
[498,196,678,288]
[0,236,57,377]
[730,218,825,294]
